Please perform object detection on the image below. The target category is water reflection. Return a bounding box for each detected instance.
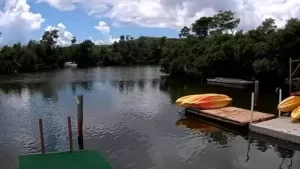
[175,117,235,147]
[275,146,294,169]
[0,79,161,101]
[0,83,23,94]
[176,118,219,133]
[177,115,298,169]
[1,66,300,169]
[0,73,163,99]
[251,139,269,153]
[138,79,145,92]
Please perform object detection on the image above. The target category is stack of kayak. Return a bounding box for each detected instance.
[278,96,300,122]
[176,93,232,109]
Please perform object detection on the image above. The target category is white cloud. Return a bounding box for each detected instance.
[39,0,300,31]
[106,35,120,44]
[0,0,44,45]
[44,21,118,46]
[45,23,74,46]
[89,36,103,45]
[111,22,121,27]
[93,21,120,45]
[37,0,76,11]
[94,21,110,34]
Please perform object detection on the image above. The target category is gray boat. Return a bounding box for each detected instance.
[206,77,254,88]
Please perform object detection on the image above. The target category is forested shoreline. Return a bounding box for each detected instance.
[1,10,300,87]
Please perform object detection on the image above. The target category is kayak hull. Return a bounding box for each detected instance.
[175,95,202,106]
[176,93,232,109]
[278,96,300,112]
[291,106,300,122]
[188,99,232,109]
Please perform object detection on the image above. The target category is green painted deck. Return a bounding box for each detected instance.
[19,150,114,169]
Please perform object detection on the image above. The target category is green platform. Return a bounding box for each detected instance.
[19,150,114,169]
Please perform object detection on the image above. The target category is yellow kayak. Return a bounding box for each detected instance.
[175,95,200,106]
[176,93,232,109]
[278,96,300,112]
[291,106,300,122]
[176,94,220,107]
[175,94,216,106]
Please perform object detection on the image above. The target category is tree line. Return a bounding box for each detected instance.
[160,11,300,87]
[0,30,167,73]
[1,10,300,87]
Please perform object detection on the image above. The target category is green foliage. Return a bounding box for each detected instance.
[0,31,169,73]
[162,10,300,87]
[1,10,300,88]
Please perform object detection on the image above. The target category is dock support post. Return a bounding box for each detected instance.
[76,95,84,150]
[68,116,73,152]
[254,81,259,108]
[289,57,292,94]
[278,88,282,117]
[250,92,254,123]
[39,119,45,154]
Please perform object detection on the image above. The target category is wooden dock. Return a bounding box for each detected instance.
[249,117,300,144]
[185,107,275,126]
[19,150,115,169]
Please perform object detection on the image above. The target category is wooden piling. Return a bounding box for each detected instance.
[278,88,282,117]
[289,57,292,94]
[76,95,84,150]
[67,116,73,152]
[39,119,45,154]
[250,92,254,123]
[254,81,259,107]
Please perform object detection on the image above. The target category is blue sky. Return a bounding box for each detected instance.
[0,0,299,45]
[28,1,180,42]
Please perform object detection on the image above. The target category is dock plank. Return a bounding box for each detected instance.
[250,117,300,144]
[186,107,275,126]
[19,150,114,169]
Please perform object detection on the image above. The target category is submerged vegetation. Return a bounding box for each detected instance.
[1,10,300,87]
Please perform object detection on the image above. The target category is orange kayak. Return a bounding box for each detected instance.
[175,94,201,106]
[278,96,300,112]
[176,94,232,109]
[291,106,300,122]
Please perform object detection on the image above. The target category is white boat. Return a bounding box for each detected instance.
[64,62,78,68]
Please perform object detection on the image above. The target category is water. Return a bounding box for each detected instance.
[0,66,299,169]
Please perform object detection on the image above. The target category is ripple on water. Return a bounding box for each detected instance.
[0,67,297,169]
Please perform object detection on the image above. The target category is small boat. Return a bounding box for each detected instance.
[207,77,254,85]
[64,62,78,68]
[278,96,300,113]
[176,93,232,109]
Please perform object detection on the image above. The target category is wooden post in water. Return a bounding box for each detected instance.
[76,95,84,150]
[254,81,259,108]
[39,119,45,154]
[250,92,254,123]
[67,116,73,152]
[289,57,292,94]
[278,88,282,117]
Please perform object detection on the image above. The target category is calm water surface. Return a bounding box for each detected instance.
[0,66,299,169]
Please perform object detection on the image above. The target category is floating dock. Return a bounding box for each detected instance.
[185,107,275,126]
[249,117,300,144]
[19,150,114,169]
[206,77,254,88]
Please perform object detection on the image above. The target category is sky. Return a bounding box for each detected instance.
[0,0,299,45]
